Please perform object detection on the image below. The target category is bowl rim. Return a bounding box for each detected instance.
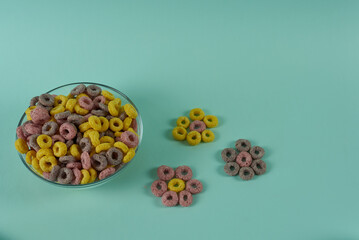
[16,82,143,188]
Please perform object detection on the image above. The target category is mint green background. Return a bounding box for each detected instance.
[1,1,359,239]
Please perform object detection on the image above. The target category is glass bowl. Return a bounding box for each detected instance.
[16,82,143,189]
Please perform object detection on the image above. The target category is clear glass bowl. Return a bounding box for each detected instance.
[16,82,143,189]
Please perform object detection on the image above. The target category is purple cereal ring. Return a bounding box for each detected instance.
[75,132,83,144]
[106,147,123,165]
[98,103,109,112]
[78,96,94,110]
[66,162,82,169]
[79,137,91,153]
[54,111,71,121]
[157,165,175,181]
[59,155,76,164]
[119,111,128,121]
[70,84,86,96]
[81,151,91,170]
[86,84,102,98]
[91,154,108,171]
[91,109,107,117]
[30,96,39,106]
[189,120,206,133]
[71,168,82,185]
[52,134,65,143]
[98,167,116,180]
[131,119,138,132]
[251,159,266,175]
[43,172,50,180]
[93,95,106,108]
[38,93,55,107]
[236,151,252,167]
[59,122,77,140]
[161,191,178,207]
[179,190,193,207]
[49,165,61,181]
[151,180,167,197]
[16,126,27,140]
[175,166,193,181]
[249,146,265,160]
[104,130,115,138]
[186,179,203,194]
[83,113,93,121]
[65,140,74,149]
[57,167,74,184]
[42,121,59,136]
[239,167,255,180]
[120,131,139,148]
[28,134,40,151]
[37,103,52,111]
[30,107,50,125]
[67,114,85,126]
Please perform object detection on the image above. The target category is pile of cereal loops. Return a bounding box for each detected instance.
[221,139,267,180]
[14,84,140,185]
[151,165,203,207]
[172,108,218,145]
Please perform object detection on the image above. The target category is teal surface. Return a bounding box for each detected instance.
[1,1,358,239]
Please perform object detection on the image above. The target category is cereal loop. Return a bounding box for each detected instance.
[189,108,205,121]
[201,129,215,143]
[113,141,129,154]
[203,115,218,128]
[151,180,167,197]
[25,150,36,164]
[120,131,139,148]
[172,127,187,141]
[185,179,203,194]
[89,131,100,147]
[98,167,116,180]
[88,116,102,131]
[89,168,97,183]
[74,104,89,115]
[31,157,43,174]
[71,168,82,185]
[79,122,91,132]
[175,166,193,181]
[36,148,53,160]
[189,120,206,133]
[78,96,94,110]
[50,105,65,116]
[161,191,178,207]
[108,100,120,117]
[157,165,175,181]
[123,117,132,131]
[37,135,52,149]
[95,143,112,153]
[168,178,186,193]
[236,151,253,167]
[101,90,115,101]
[65,98,77,113]
[123,104,138,119]
[122,148,135,163]
[176,116,190,129]
[109,118,123,132]
[99,117,109,132]
[15,138,29,154]
[69,144,82,160]
[39,156,58,172]
[100,136,115,145]
[59,122,77,140]
[80,169,90,184]
[186,131,201,146]
[54,95,68,107]
[179,190,193,207]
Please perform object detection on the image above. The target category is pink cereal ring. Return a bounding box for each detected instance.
[81,151,91,170]
[161,191,178,207]
[71,168,83,185]
[52,134,65,144]
[59,122,77,140]
[43,172,51,180]
[235,151,252,167]
[30,107,50,124]
[189,120,206,133]
[78,96,94,110]
[23,121,42,135]
[99,167,116,180]
[151,180,167,197]
[131,119,138,132]
[93,96,106,108]
[175,166,193,181]
[66,162,82,169]
[16,126,27,140]
[120,131,139,148]
[186,179,203,194]
[179,190,193,207]
[157,165,175,181]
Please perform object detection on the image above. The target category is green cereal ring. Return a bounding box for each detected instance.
[249,146,265,160]
[39,94,55,107]
[224,162,240,176]
[235,139,251,152]
[239,167,254,181]
[251,159,266,175]
[221,148,237,162]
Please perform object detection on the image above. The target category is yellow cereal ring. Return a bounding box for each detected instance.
[67,93,74,99]
[88,116,102,131]
[172,126,187,141]
[109,118,123,132]
[168,178,186,193]
[36,148,53,160]
[69,144,81,160]
[15,138,29,154]
[113,141,129,153]
[113,98,121,105]
[89,168,97,183]
[74,104,89,115]
[99,117,109,132]
[89,131,100,147]
[189,108,205,121]
[54,95,68,107]
[201,129,215,143]
[176,116,190,129]
[31,157,43,174]
[108,100,120,117]
[49,116,56,122]
[25,150,36,164]
[203,115,218,128]
[124,104,138,119]
[52,141,68,157]
[83,129,96,138]
[80,169,90,184]
[79,122,91,132]
[123,117,132,131]
[114,131,123,137]
[25,106,36,120]
[65,98,77,113]
[50,105,65,116]
[39,156,58,172]
[123,148,135,163]
[37,134,52,149]
[101,90,115,101]
[186,131,201,146]
[95,143,112,153]
[100,136,115,145]
[76,93,89,100]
